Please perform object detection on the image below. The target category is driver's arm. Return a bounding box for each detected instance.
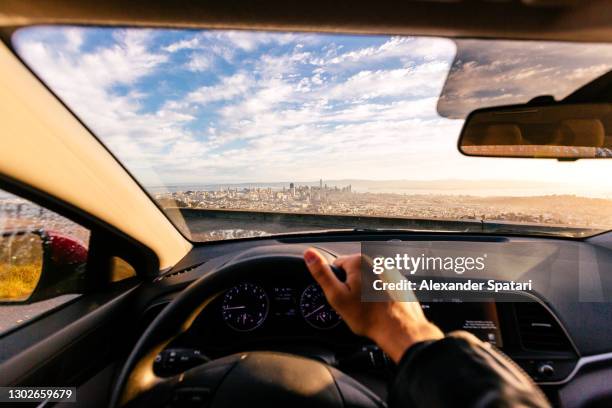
[303,248,550,408]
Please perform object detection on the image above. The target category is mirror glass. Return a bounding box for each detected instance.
[0,232,43,302]
[459,103,612,159]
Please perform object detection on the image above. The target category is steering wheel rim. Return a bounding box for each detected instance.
[109,249,385,408]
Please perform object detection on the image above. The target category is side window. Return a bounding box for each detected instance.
[110,256,137,282]
[0,189,90,334]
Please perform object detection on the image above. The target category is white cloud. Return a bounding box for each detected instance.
[202,30,310,51]
[14,28,196,169]
[186,73,253,104]
[185,52,213,72]
[163,30,315,60]
[317,36,455,68]
[64,28,84,52]
[83,30,167,86]
[13,27,612,195]
[164,36,200,52]
[326,62,449,101]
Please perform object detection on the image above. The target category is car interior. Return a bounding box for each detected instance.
[1,1,612,408]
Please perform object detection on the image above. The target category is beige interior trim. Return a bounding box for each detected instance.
[0,41,192,269]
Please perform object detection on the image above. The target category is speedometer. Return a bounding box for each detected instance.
[222,283,269,331]
[300,284,341,329]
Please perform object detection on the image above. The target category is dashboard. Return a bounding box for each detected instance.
[155,263,576,391]
[145,234,612,406]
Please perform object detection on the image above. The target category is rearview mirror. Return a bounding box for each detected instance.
[458,103,612,159]
[0,229,88,303]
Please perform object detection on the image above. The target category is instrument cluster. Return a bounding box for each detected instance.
[187,270,506,353]
[220,281,342,332]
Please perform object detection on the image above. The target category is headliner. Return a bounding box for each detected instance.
[0,0,611,43]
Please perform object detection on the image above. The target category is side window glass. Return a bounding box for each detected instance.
[0,189,90,334]
[110,256,137,282]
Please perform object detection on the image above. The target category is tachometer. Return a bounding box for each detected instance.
[222,283,269,331]
[300,284,341,329]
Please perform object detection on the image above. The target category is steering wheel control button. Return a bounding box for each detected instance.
[155,349,208,376]
[340,345,391,370]
[165,387,211,408]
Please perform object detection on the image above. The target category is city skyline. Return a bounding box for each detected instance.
[156,181,612,234]
[146,177,612,199]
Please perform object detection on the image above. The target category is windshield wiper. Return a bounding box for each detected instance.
[476,222,599,238]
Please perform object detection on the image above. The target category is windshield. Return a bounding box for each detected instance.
[12,26,612,241]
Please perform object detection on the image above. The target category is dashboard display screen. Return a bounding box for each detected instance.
[270,286,299,320]
[270,285,341,329]
[421,301,503,347]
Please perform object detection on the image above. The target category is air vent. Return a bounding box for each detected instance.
[154,262,204,282]
[515,302,572,352]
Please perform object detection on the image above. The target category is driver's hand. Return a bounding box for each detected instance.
[304,248,443,363]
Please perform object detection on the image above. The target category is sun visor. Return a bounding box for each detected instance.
[437,40,612,119]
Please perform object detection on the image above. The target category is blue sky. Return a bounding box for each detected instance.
[12,27,612,197]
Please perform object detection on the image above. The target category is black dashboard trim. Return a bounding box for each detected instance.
[514,291,580,357]
[540,352,612,387]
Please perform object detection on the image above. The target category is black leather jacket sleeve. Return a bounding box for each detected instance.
[388,331,550,408]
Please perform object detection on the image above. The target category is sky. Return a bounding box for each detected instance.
[12,27,612,197]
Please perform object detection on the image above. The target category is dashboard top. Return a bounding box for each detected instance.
[151,250,577,389]
[158,233,612,358]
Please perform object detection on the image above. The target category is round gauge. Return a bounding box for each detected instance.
[300,284,341,329]
[222,283,269,331]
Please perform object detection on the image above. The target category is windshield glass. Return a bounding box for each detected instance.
[12,27,612,241]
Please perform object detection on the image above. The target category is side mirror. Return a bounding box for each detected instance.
[458,102,612,159]
[0,229,88,304]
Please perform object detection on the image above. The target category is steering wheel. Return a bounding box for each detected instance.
[109,246,386,408]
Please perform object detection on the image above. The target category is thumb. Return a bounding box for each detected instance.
[304,248,345,299]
